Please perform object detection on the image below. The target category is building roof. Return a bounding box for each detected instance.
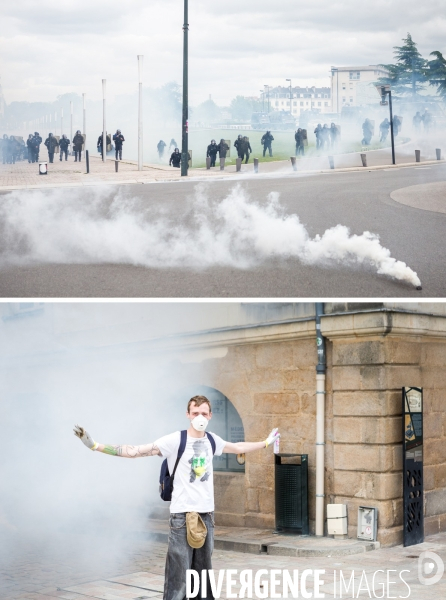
[331,65,388,72]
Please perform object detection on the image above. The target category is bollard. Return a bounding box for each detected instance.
[220,157,225,170]
[360,153,367,167]
[206,157,211,170]
[290,157,297,171]
[236,157,242,172]
[86,150,90,174]
[115,160,119,172]
[436,148,441,160]
[39,162,48,175]
[415,150,421,163]
[328,155,334,169]
[254,158,259,173]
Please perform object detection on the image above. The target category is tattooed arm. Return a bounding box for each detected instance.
[73,425,160,458]
[96,442,160,458]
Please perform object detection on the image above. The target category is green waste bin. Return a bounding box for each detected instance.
[274,454,309,534]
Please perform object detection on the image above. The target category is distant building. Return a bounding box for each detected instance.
[330,65,389,112]
[262,86,332,118]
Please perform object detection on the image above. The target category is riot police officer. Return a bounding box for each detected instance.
[113,130,125,160]
[59,135,70,161]
[169,147,181,168]
[72,130,84,162]
[44,133,58,163]
[261,130,274,157]
[206,139,218,167]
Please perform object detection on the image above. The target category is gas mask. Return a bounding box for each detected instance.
[191,414,209,431]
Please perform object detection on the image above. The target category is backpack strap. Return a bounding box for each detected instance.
[206,432,216,455]
[170,430,187,482]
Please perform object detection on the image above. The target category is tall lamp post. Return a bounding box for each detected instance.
[137,55,144,171]
[331,67,339,115]
[260,90,264,112]
[82,93,86,146]
[286,78,292,114]
[264,84,270,113]
[378,84,396,165]
[181,0,189,177]
[70,101,73,149]
[61,109,64,138]
[102,79,107,162]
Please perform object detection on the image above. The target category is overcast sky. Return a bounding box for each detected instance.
[1,0,445,106]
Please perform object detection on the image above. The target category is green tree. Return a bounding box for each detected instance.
[192,99,221,123]
[426,51,446,101]
[379,33,427,99]
[229,96,261,121]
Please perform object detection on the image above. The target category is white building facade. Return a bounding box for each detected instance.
[262,86,332,118]
[330,65,389,112]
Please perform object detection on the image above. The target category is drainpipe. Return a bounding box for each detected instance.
[315,303,326,536]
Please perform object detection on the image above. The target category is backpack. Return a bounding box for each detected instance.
[159,430,216,501]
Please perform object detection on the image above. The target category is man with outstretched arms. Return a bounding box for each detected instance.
[74,394,280,600]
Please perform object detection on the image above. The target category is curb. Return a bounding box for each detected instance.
[131,530,380,557]
[1,159,443,193]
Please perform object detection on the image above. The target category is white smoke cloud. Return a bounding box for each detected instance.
[0,183,421,287]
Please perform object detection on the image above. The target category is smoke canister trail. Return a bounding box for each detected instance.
[0,184,421,287]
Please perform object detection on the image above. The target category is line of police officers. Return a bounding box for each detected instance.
[1,130,85,164]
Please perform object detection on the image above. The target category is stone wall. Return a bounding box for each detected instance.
[323,311,446,546]
[147,309,446,544]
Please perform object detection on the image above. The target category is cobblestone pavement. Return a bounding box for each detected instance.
[1,529,445,599]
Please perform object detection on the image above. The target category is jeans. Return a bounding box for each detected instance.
[60,149,68,160]
[263,144,272,157]
[163,512,215,600]
[115,147,122,160]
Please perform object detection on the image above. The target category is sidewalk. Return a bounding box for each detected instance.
[1,529,445,599]
[138,519,379,557]
[0,154,233,191]
[1,142,444,192]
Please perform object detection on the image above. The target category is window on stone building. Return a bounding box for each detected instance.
[300,101,304,106]
[318,102,321,106]
[176,385,245,472]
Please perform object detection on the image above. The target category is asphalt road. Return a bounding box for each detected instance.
[0,164,445,297]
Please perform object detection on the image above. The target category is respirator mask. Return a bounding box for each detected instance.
[191,414,209,431]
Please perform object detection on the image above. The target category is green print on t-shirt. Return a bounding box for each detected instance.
[189,440,211,483]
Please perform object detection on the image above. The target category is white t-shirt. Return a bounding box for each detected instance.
[155,430,226,513]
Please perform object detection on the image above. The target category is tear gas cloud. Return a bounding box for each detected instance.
[0,304,212,578]
[0,183,421,287]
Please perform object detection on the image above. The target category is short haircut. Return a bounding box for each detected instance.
[187,395,212,413]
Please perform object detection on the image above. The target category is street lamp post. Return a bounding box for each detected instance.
[137,55,144,171]
[102,79,107,162]
[331,67,339,115]
[379,85,396,165]
[181,0,189,177]
[260,91,264,112]
[82,93,86,146]
[61,109,64,138]
[70,101,73,149]
[286,78,292,114]
[264,85,270,113]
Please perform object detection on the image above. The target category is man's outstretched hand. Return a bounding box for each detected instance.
[74,424,98,450]
[265,427,280,448]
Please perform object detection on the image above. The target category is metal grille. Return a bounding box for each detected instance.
[274,454,309,534]
[403,387,424,547]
